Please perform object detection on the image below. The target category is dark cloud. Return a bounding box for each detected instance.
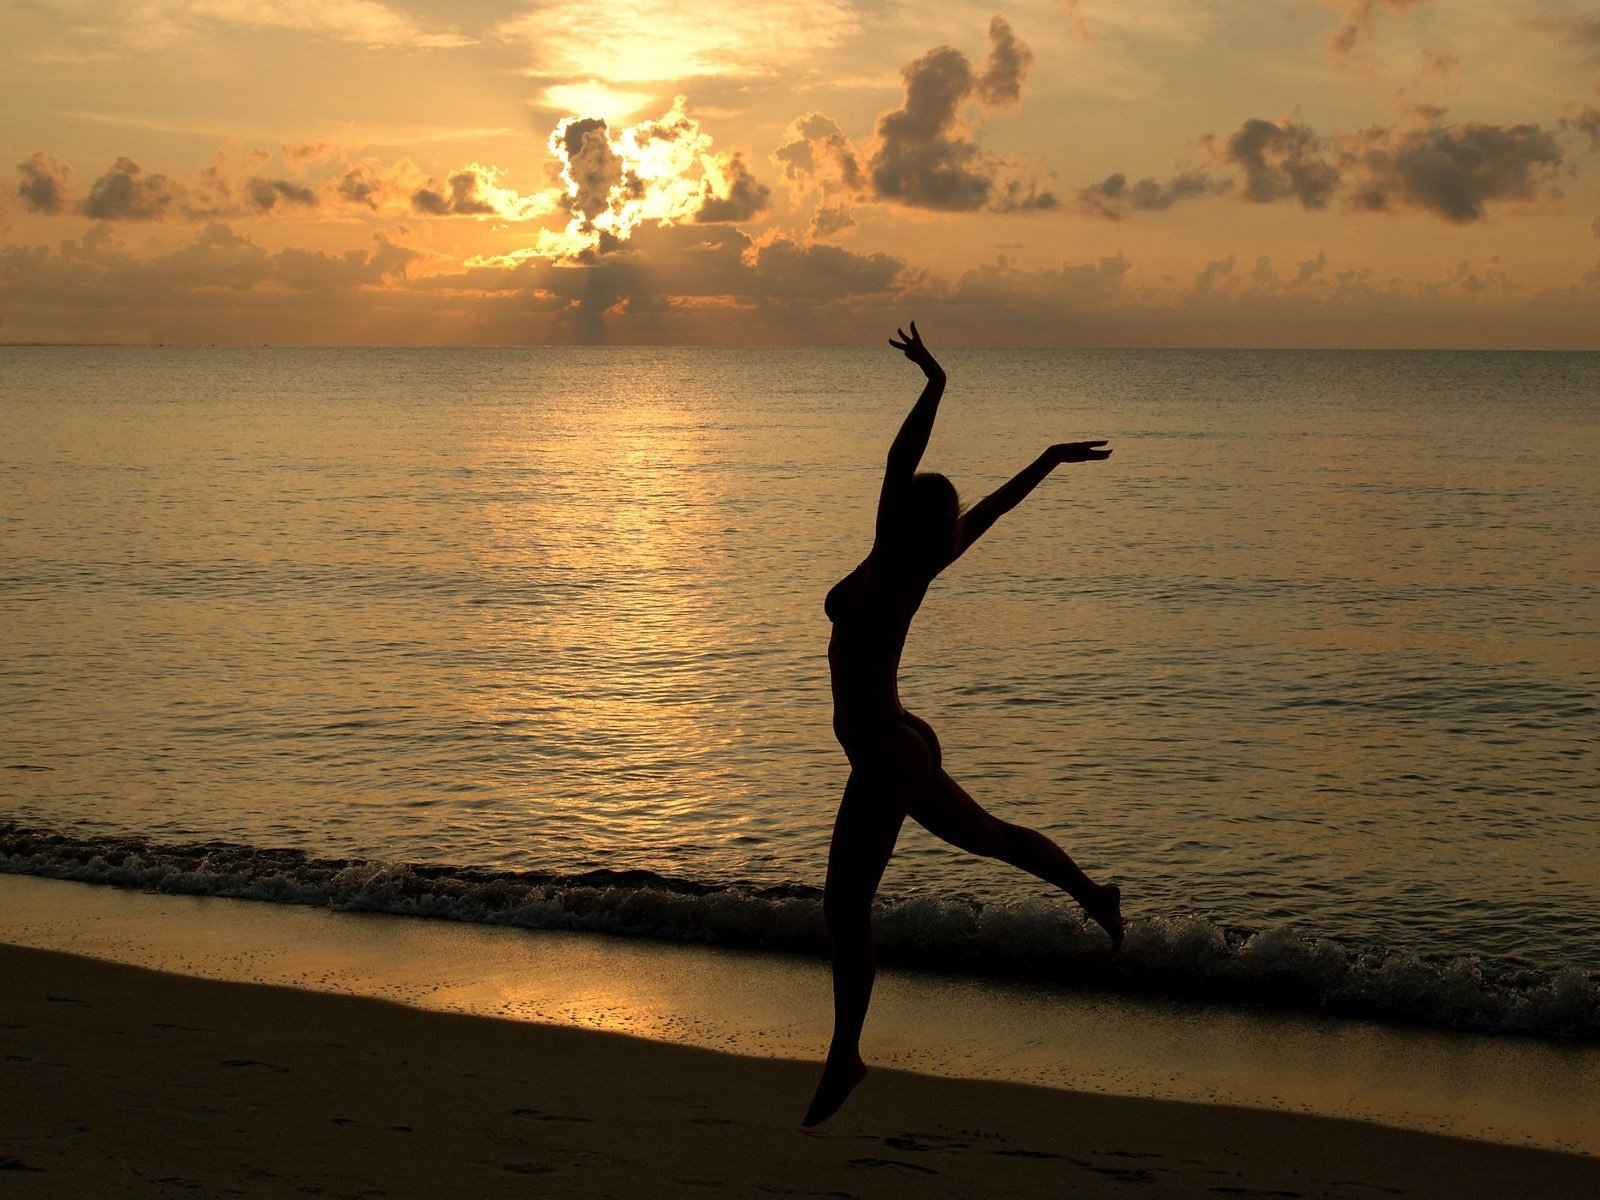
[866,18,1053,212]
[869,46,989,210]
[695,152,771,223]
[1211,117,1341,209]
[1076,170,1223,219]
[1095,112,1564,225]
[337,164,386,209]
[1341,120,1564,223]
[246,177,318,212]
[82,157,183,220]
[80,155,327,219]
[740,232,903,299]
[17,152,70,215]
[551,116,625,231]
[411,168,499,216]
[992,179,1060,212]
[808,204,855,238]
[975,15,1032,107]
[27,150,541,221]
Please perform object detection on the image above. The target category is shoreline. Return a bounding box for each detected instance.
[4,942,1599,1198]
[3,873,1598,1159]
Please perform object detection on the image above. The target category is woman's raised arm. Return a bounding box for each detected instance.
[948,439,1112,563]
[876,322,946,547]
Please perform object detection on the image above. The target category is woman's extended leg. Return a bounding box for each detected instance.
[804,729,931,1127]
[909,769,1123,948]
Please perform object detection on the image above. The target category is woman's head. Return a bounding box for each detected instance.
[905,472,961,562]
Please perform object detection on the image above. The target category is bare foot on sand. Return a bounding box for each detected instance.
[802,1053,867,1127]
[1086,883,1124,950]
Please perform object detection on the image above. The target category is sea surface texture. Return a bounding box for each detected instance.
[3,347,1596,1035]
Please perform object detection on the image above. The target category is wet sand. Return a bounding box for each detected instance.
[3,942,1598,1199]
[3,874,1598,1156]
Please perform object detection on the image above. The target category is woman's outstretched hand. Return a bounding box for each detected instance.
[1047,440,1113,464]
[888,322,942,378]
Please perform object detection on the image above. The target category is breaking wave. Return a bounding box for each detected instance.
[3,820,1595,1040]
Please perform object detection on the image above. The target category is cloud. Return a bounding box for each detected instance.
[775,18,1053,217]
[1563,105,1600,151]
[539,100,774,258]
[17,153,71,215]
[869,17,1055,212]
[0,222,418,331]
[808,204,855,238]
[40,151,552,222]
[69,0,471,50]
[1211,117,1342,208]
[82,157,184,220]
[1211,115,1563,223]
[245,177,318,212]
[975,14,1034,107]
[1325,0,1429,63]
[500,0,858,84]
[7,219,1600,348]
[1055,0,1091,42]
[1076,169,1223,219]
[1340,121,1565,223]
[694,153,772,223]
[1093,112,1567,225]
[773,113,866,196]
[948,252,1132,316]
[410,165,554,219]
[282,141,335,166]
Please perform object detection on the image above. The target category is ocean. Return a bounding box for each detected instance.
[2,346,1596,1038]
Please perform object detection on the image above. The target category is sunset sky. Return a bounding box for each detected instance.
[3,0,1598,346]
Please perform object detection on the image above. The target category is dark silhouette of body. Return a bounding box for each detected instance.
[803,323,1124,1128]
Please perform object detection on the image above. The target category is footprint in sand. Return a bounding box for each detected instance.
[884,1133,971,1152]
[847,1158,938,1175]
[512,1108,592,1123]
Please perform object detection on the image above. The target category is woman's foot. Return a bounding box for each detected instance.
[1085,883,1124,950]
[802,1052,867,1127]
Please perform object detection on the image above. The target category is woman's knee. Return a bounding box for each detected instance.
[823,889,872,935]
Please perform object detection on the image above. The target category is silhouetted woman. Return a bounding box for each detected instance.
[804,322,1124,1128]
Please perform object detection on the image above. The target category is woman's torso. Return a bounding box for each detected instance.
[825,554,931,721]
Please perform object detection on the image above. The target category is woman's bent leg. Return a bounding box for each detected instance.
[909,769,1123,948]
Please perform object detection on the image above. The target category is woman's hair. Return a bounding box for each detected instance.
[905,471,961,562]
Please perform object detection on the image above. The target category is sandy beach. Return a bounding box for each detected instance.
[2,941,1596,1199]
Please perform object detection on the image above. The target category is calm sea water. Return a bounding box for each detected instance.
[2,347,1597,1002]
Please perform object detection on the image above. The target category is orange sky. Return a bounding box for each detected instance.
[2,1,1598,346]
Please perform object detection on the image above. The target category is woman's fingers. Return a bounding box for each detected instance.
[909,320,920,342]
